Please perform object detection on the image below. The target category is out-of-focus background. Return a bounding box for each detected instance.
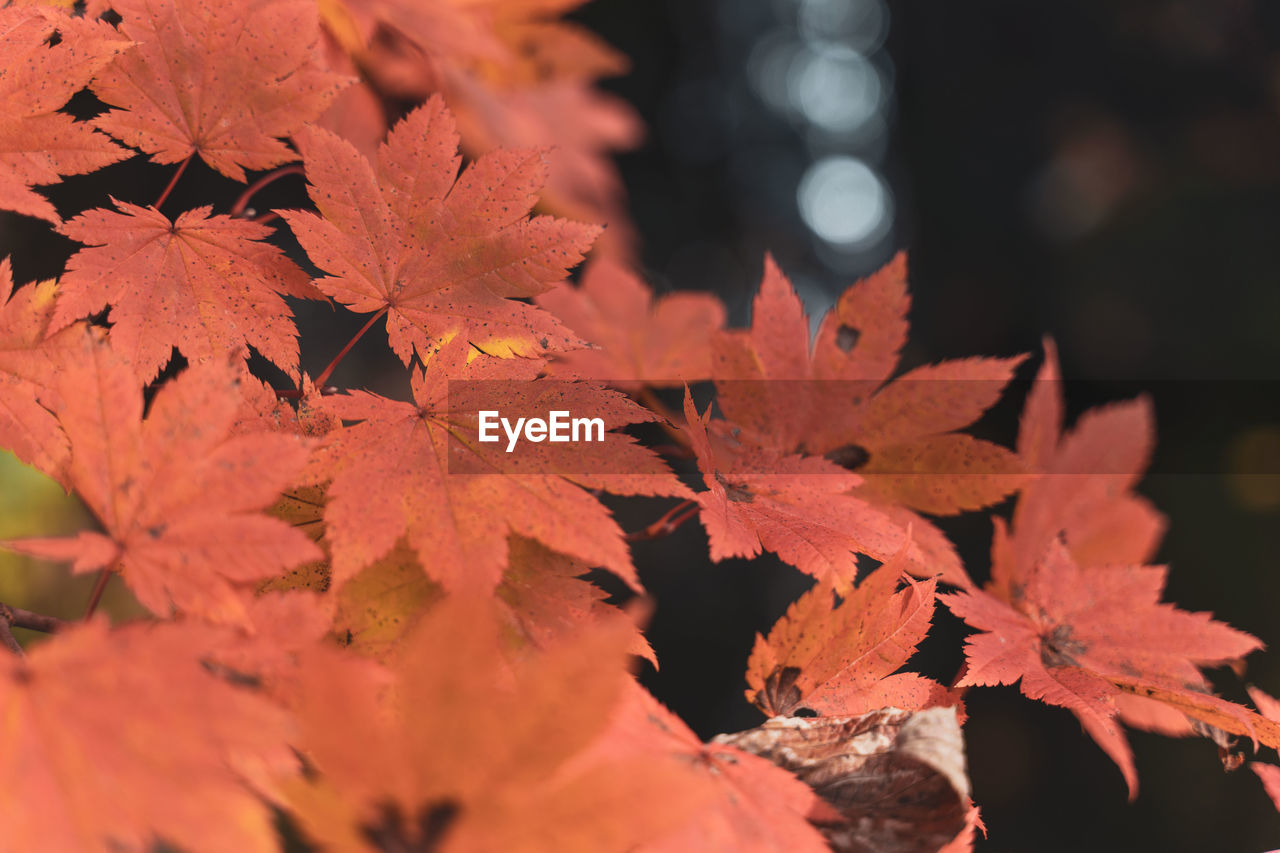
[570,0,1280,850]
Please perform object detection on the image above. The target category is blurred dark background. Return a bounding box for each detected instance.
[571,0,1280,851]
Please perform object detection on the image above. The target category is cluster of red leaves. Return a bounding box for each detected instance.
[0,1,1276,851]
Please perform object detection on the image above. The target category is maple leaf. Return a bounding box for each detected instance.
[3,335,322,623]
[990,339,1166,600]
[0,618,296,852]
[283,595,701,851]
[707,254,1027,586]
[330,540,444,660]
[1247,686,1280,814]
[574,681,831,853]
[0,6,130,222]
[534,256,727,388]
[941,539,1263,796]
[327,0,642,252]
[281,95,599,363]
[90,0,347,181]
[745,546,957,718]
[682,388,919,589]
[498,536,656,667]
[308,336,687,592]
[0,258,80,478]
[52,199,318,382]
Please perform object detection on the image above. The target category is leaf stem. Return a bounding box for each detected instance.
[231,165,305,218]
[625,498,700,542]
[82,568,112,619]
[315,306,390,387]
[154,154,193,209]
[638,388,691,446]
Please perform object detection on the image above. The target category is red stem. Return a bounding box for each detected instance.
[82,569,112,619]
[231,165,305,218]
[154,154,193,209]
[315,306,389,387]
[625,499,700,542]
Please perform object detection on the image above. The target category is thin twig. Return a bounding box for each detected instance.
[625,498,700,542]
[2,603,70,634]
[154,154,193,209]
[82,569,112,619]
[231,165,305,218]
[315,306,389,387]
[0,612,22,656]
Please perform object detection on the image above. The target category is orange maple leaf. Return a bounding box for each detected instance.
[284,595,700,851]
[682,388,915,589]
[52,200,319,382]
[577,681,832,852]
[0,258,80,477]
[325,0,642,252]
[941,539,1263,797]
[3,336,322,623]
[0,618,296,852]
[746,546,957,718]
[281,95,599,363]
[707,254,1027,587]
[90,0,347,180]
[307,336,687,592]
[535,256,727,389]
[990,339,1166,600]
[0,6,130,222]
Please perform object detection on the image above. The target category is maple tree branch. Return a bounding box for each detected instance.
[0,603,70,634]
[315,306,390,387]
[625,499,700,542]
[231,165,305,218]
[0,604,21,650]
[154,154,193,209]
[82,569,112,619]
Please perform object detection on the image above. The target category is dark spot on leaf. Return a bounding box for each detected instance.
[715,472,754,503]
[760,665,803,715]
[823,444,870,471]
[1039,623,1087,668]
[360,799,459,852]
[835,324,860,352]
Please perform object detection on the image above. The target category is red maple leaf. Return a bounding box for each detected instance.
[706,254,1027,587]
[90,0,347,180]
[942,539,1263,796]
[745,546,957,718]
[52,200,319,382]
[0,6,130,222]
[534,256,727,389]
[3,335,322,623]
[683,388,922,588]
[576,681,833,852]
[990,339,1166,601]
[0,258,81,478]
[0,618,295,852]
[281,95,599,363]
[283,595,701,851]
[307,335,687,592]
